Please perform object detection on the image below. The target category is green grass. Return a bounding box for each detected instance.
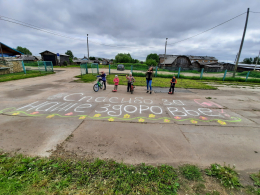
[0,153,179,194]
[238,71,260,78]
[76,74,216,89]
[0,70,54,82]
[106,75,217,89]
[250,171,260,187]
[179,164,203,181]
[205,164,242,189]
[23,62,39,66]
[1,153,258,195]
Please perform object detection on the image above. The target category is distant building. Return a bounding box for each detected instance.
[102,59,109,65]
[39,50,69,66]
[0,42,23,57]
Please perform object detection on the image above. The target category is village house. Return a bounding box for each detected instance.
[39,50,69,66]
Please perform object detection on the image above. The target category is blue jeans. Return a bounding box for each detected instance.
[146,79,152,91]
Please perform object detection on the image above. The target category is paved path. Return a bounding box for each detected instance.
[0,68,260,171]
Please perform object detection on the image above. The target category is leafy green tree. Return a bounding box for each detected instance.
[16,46,32,55]
[69,58,73,64]
[115,53,132,63]
[65,50,74,59]
[146,59,157,66]
[73,57,78,60]
[98,58,102,61]
[253,56,260,64]
[146,53,159,63]
[89,57,95,60]
[242,58,252,64]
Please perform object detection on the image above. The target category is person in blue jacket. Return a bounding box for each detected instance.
[97,71,106,90]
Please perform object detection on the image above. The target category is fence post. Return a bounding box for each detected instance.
[200,68,204,80]
[44,61,47,72]
[109,64,110,75]
[222,69,227,81]
[51,62,53,72]
[22,61,26,74]
[177,67,181,78]
[155,66,158,77]
[97,64,99,74]
[86,63,88,74]
[245,71,250,82]
[131,65,133,73]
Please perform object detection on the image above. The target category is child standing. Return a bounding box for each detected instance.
[126,72,135,92]
[97,71,106,90]
[169,75,177,94]
[113,75,119,91]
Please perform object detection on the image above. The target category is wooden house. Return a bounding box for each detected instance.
[39,50,69,66]
[0,42,23,57]
[159,55,192,70]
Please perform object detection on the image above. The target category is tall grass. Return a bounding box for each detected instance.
[238,71,260,78]
[132,72,260,83]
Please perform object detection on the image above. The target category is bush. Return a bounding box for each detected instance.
[146,59,157,66]
[205,164,242,189]
[238,71,260,78]
[179,164,202,181]
[63,61,68,66]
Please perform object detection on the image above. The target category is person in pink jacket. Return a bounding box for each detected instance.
[113,75,119,91]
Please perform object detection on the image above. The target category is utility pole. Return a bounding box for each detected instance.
[233,8,250,77]
[164,38,168,68]
[87,34,89,63]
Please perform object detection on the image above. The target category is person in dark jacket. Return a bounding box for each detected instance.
[169,75,177,94]
[97,71,106,90]
[145,67,154,94]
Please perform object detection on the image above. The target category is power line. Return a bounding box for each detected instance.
[167,12,246,46]
[0,16,143,48]
[250,11,260,13]
[0,12,248,49]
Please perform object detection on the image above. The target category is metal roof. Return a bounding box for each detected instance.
[39,50,69,56]
[0,42,24,55]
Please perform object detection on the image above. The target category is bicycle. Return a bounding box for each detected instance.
[130,81,135,94]
[93,77,104,92]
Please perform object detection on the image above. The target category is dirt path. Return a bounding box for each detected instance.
[0,68,260,171]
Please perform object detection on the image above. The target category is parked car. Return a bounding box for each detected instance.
[117,64,125,71]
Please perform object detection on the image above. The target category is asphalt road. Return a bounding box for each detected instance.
[0,68,260,172]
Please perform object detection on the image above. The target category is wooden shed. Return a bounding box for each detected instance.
[40,51,58,65]
[39,50,69,66]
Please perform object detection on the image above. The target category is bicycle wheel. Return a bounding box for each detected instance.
[93,84,99,92]
[100,81,103,89]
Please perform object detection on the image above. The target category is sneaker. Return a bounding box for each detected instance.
[150,91,152,94]
[146,91,149,93]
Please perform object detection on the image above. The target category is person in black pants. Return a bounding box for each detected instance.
[169,75,177,94]
[126,72,135,92]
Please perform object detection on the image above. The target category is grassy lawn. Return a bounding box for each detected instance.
[75,74,216,89]
[0,70,54,82]
[107,75,217,90]
[0,152,259,194]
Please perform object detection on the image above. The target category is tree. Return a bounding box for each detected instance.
[146,59,157,66]
[89,57,95,60]
[73,57,78,60]
[243,57,253,64]
[65,50,74,59]
[98,58,102,61]
[16,46,32,55]
[115,53,132,63]
[253,56,260,64]
[146,53,159,63]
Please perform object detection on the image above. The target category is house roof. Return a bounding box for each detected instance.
[0,42,24,55]
[39,50,69,56]
[159,54,218,61]
[18,55,36,61]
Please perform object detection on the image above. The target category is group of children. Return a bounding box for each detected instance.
[97,71,177,94]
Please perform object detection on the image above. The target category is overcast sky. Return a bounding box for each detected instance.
[0,0,259,62]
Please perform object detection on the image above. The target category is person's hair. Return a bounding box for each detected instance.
[129,72,132,75]
[149,67,153,71]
